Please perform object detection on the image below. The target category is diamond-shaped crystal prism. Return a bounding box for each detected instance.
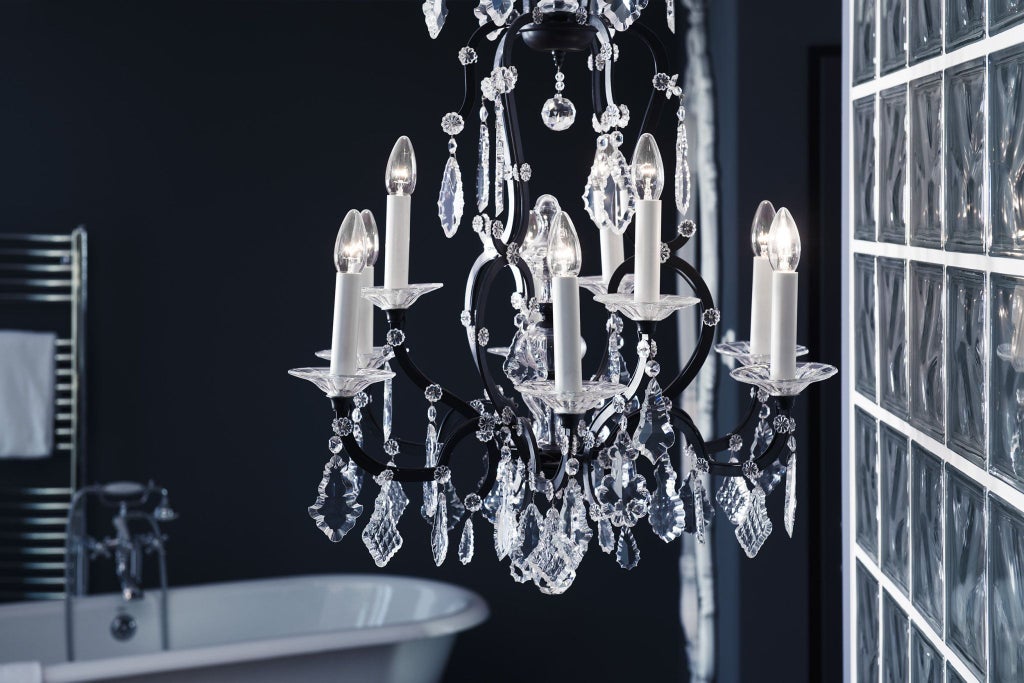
[716,471,752,526]
[361,479,405,567]
[735,486,773,558]
[308,455,363,542]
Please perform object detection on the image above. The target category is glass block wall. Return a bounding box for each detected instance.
[846,2,1024,682]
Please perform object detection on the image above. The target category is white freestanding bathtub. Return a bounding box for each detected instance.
[0,574,488,683]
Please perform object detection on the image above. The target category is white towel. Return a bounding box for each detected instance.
[0,662,43,683]
[0,331,56,458]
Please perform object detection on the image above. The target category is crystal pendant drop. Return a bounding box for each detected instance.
[616,526,640,570]
[735,485,773,558]
[438,154,464,238]
[541,95,576,131]
[649,456,686,542]
[494,100,506,216]
[665,0,675,32]
[784,454,797,538]
[308,455,364,542]
[443,480,465,530]
[422,423,439,520]
[600,0,645,31]
[362,476,404,567]
[422,0,448,38]
[477,122,490,212]
[675,101,691,216]
[431,494,449,566]
[459,516,475,564]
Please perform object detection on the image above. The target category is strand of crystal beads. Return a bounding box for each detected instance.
[675,99,691,218]
[477,104,489,212]
[422,384,442,522]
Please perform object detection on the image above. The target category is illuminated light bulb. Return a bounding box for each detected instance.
[334,210,368,274]
[630,133,664,201]
[360,210,379,267]
[521,210,551,265]
[385,136,417,196]
[767,208,801,272]
[546,211,582,278]
[750,200,776,257]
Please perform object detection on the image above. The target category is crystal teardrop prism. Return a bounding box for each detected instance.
[784,454,797,537]
[308,455,363,542]
[675,102,691,216]
[598,517,615,553]
[431,494,449,566]
[600,0,645,31]
[649,457,686,542]
[438,155,464,238]
[541,95,576,131]
[459,516,475,564]
[494,101,506,216]
[615,526,640,569]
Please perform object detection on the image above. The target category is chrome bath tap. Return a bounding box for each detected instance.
[64,481,177,659]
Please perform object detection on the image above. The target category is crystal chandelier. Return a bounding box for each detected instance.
[289,0,837,595]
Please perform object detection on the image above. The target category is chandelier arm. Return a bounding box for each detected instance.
[456,22,498,122]
[589,39,604,115]
[359,408,429,449]
[624,20,670,138]
[669,400,793,476]
[665,227,694,252]
[701,396,760,453]
[497,14,534,249]
[384,310,478,420]
[465,258,519,415]
[586,14,617,111]
[661,253,716,398]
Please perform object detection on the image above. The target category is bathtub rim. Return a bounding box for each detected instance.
[10,573,488,683]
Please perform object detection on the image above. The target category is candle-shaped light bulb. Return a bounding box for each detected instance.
[385,135,417,196]
[521,210,550,263]
[331,210,367,377]
[546,212,582,277]
[767,208,801,272]
[767,207,800,380]
[750,200,776,257]
[631,133,664,201]
[334,210,368,274]
[361,210,379,267]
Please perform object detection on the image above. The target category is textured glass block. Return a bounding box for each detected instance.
[947,664,967,683]
[855,97,877,241]
[911,444,943,631]
[854,0,876,84]
[990,274,1024,489]
[990,45,1024,257]
[879,87,908,244]
[882,592,909,683]
[909,75,943,247]
[910,627,941,683]
[857,562,880,683]
[991,0,1024,33]
[908,262,945,439]
[880,0,907,74]
[878,258,909,417]
[856,408,880,558]
[880,424,910,593]
[946,0,985,49]
[910,0,942,63]
[947,268,986,465]
[855,255,877,399]
[989,496,1024,683]
[945,59,986,253]
[946,469,987,677]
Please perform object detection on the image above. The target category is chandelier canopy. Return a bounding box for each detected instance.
[289,0,836,594]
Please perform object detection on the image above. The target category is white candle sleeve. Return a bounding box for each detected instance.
[633,198,661,303]
[358,265,374,358]
[749,256,773,355]
[383,194,411,290]
[330,272,363,376]
[552,275,583,394]
[769,271,798,380]
[599,229,625,285]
